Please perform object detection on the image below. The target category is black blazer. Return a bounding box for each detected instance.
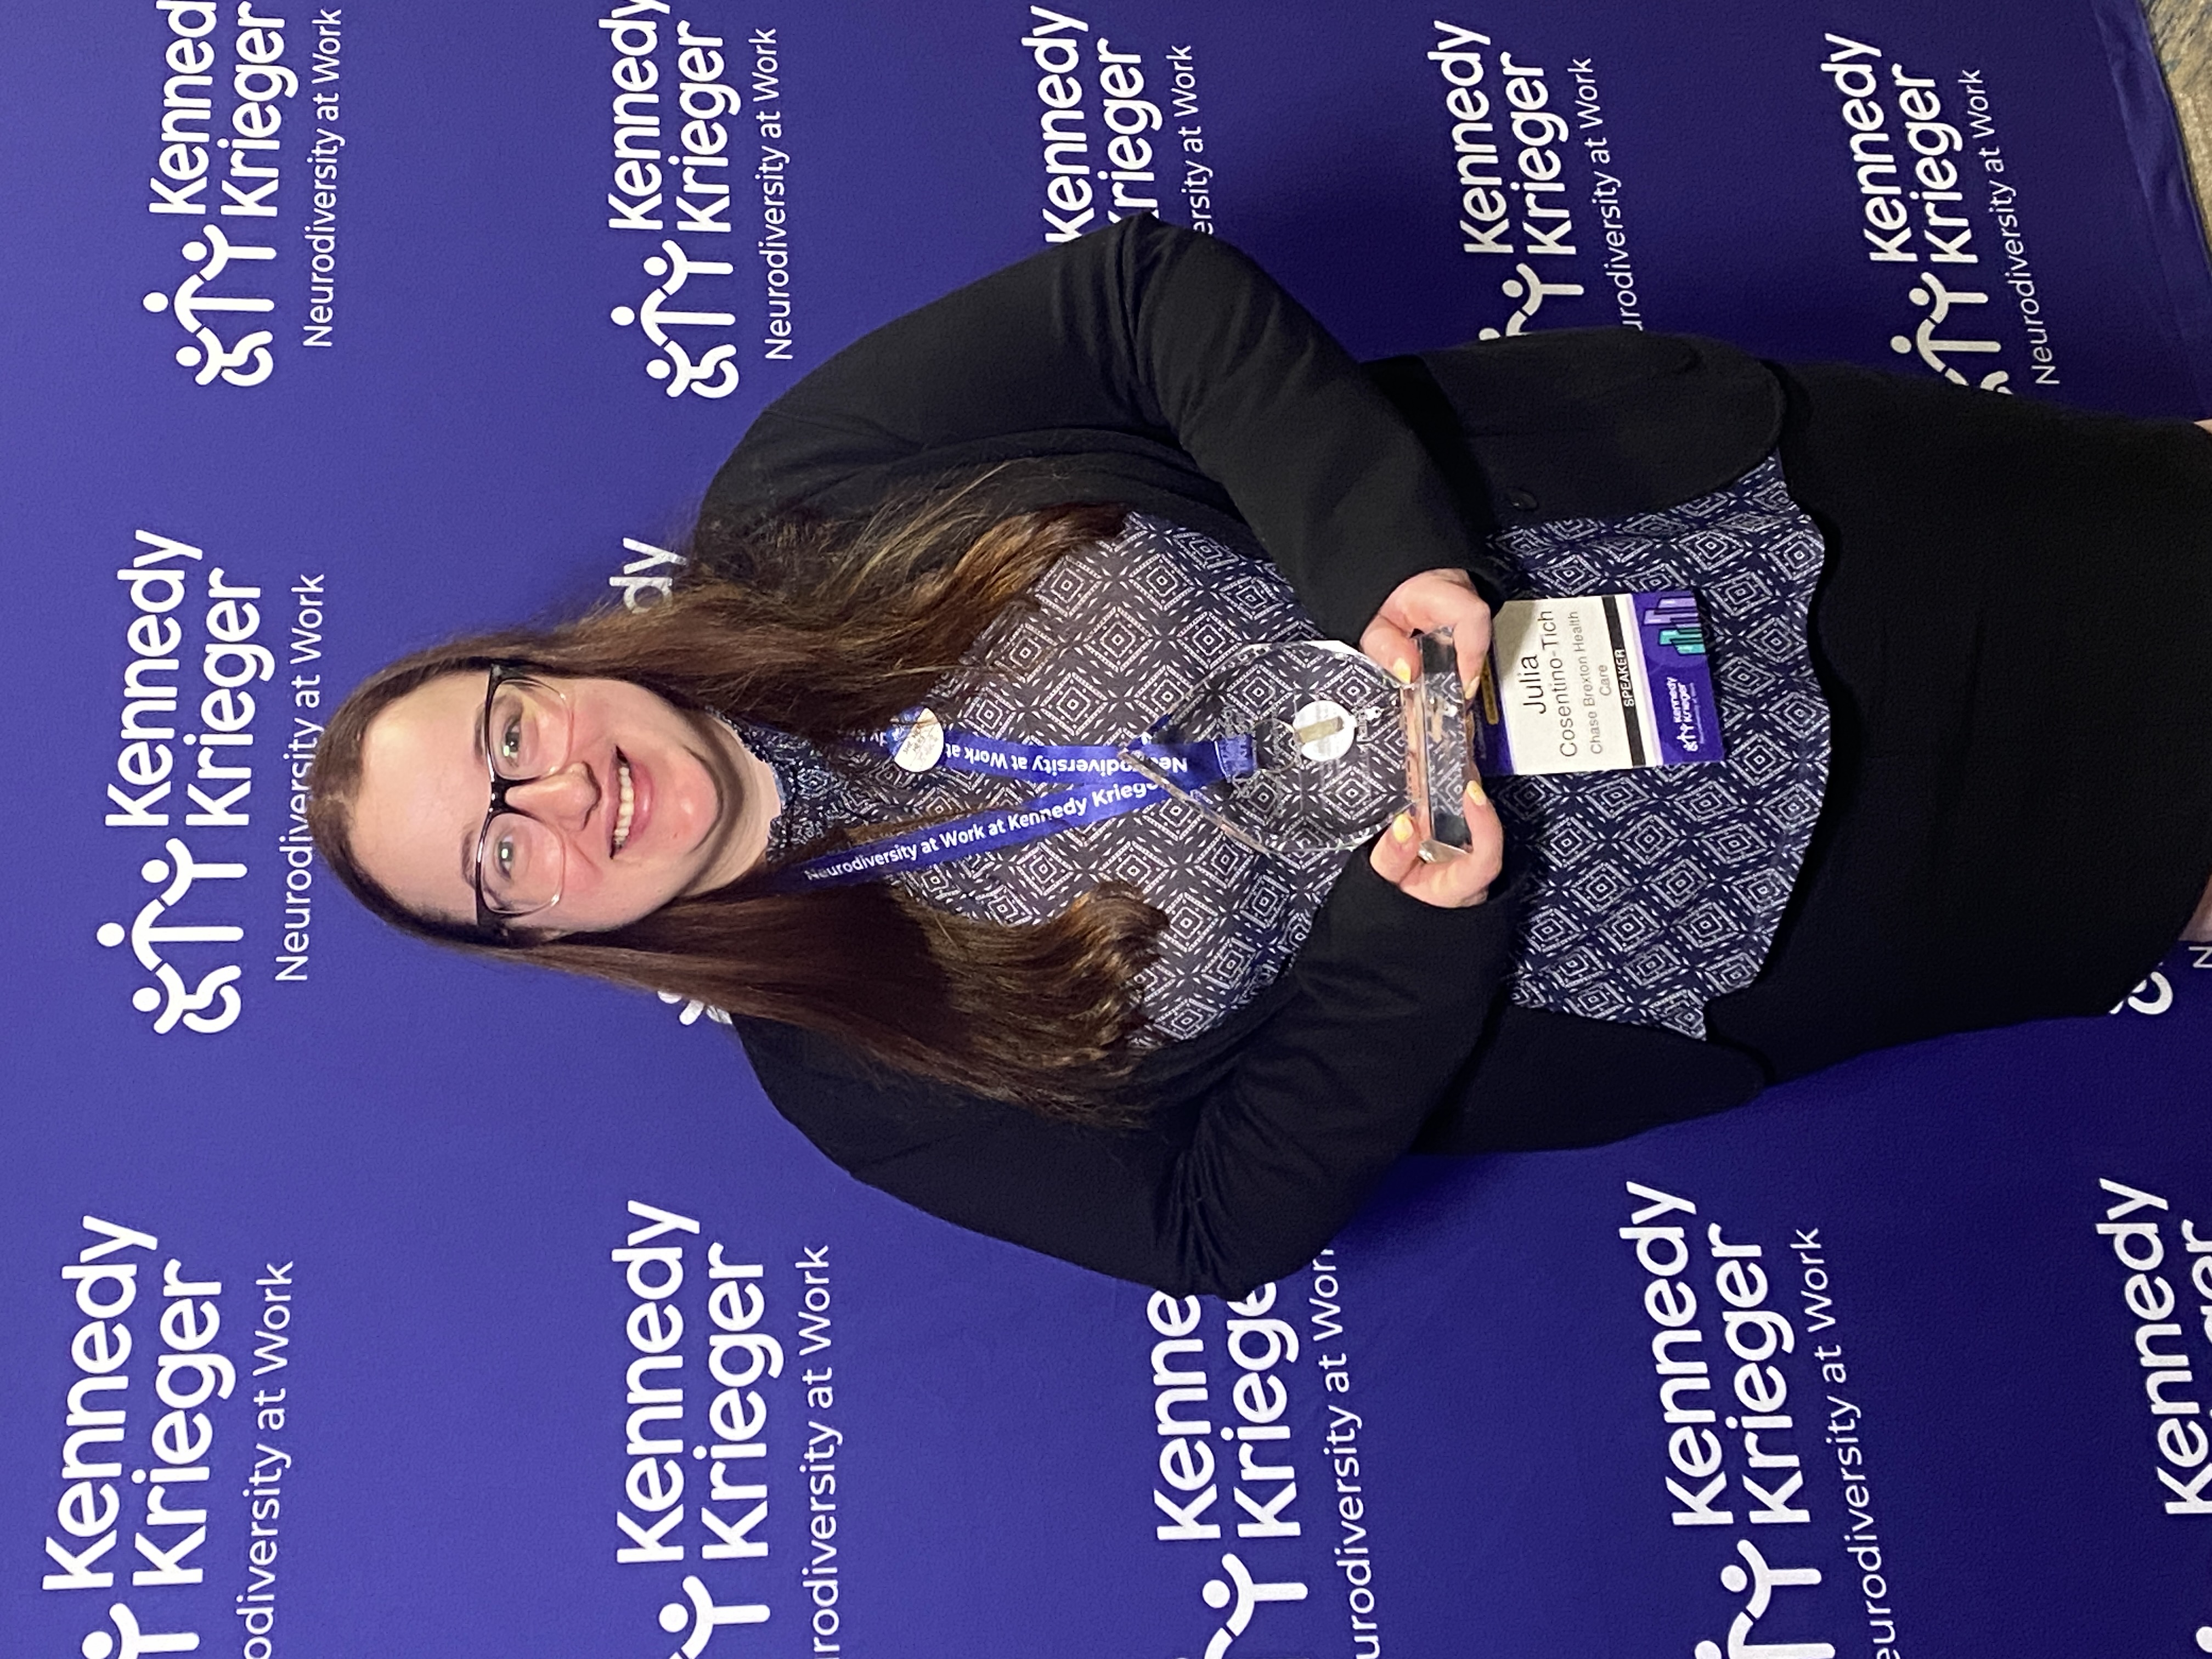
[706,217,1778,1296]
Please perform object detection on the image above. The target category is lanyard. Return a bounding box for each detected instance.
[759,715,1257,892]
[929,729,1254,788]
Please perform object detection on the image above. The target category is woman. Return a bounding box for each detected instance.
[311,217,2212,1295]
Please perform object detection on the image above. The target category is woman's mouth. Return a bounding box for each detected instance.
[612,754,636,853]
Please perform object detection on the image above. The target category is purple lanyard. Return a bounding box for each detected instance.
[759,719,1255,892]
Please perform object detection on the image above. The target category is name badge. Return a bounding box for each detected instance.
[1473,590,1723,776]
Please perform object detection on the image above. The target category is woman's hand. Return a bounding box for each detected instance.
[1368,792,1503,906]
[1358,566,1493,693]
[1361,568,1503,908]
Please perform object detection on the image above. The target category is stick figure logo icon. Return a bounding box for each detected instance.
[96,838,247,1034]
[1175,1553,1307,1659]
[79,1603,199,1659]
[610,239,741,398]
[657,1575,768,1657]
[141,226,278,387]
[1888,273,2009,392]
[1692,1539,1833,1659]
[1476,261,1587,340]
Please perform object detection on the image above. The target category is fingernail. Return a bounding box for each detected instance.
[1391,656,1413,685]
[1391,812,1414,844]
[1464,776,1488,809]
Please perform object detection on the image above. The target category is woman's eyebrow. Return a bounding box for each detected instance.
[461,691,487,893]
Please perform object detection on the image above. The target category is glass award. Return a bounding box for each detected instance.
[1403,625,1478,857]
[1114,633,1477,861]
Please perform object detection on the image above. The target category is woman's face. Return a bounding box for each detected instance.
[348,670,769,934]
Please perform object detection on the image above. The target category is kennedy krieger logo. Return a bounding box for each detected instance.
[100,530,330,1034]
[598,3,796,394]
[143,225,277,387]
[143,1,321,385]
[611,240,743,399]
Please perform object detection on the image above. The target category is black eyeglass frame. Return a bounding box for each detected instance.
[470,662,572,931]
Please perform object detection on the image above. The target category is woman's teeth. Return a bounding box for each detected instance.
[613,756,635,851]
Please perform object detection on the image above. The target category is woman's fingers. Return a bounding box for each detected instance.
[1360,572,1506,908]
[1361,567,1493,692]
[1358,616,1419,686]
[1368,809,1426,884]
[1400,571,1493,691]
[1401,782,1504,907]
[1443,596,1492,694]
[1366,783,1504,909]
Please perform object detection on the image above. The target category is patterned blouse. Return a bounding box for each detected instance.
[747,459,1828,1042]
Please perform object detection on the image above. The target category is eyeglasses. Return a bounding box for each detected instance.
[471,664,577,928]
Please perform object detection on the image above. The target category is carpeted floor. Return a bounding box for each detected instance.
[2148,0,2212,211]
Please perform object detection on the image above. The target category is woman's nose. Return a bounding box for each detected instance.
[505,763,599,830]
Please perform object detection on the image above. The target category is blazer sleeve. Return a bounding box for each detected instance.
[704,216,1506,640]
[741,856,1522,1299]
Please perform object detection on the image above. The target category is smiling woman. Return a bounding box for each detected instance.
[303,484,1205,1118]
[308,217,2212,1296]
[347,666,776,934]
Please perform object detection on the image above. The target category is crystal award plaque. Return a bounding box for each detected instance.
[1115,634,1475,861]
[1402,625,1478,857]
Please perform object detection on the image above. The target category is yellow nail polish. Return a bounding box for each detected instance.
[1391,656,1413,685]
[1391,812,1414,844]
[1464,776,1488,809]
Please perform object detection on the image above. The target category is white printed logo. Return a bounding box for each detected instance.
[1888,273,2008,392]
[103,534,272,1034]
[142,0,301,378]
[142,228,276,387]
[1427,27,1600,335]
[2111,971,2174,1017]
[97,839,246,1034]
[1182,1553,1307,1659]
[78,1601,200,1658]
[1694,1539,1833,1659]
[1476,261,1587,341]
[612,240,741,397]
[657,1575,768,1655]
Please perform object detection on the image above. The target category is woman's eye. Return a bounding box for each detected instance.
[492,832,518,881]
[489,682,564,780]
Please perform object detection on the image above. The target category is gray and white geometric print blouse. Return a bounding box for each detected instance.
[1487,454,1830,1036]
[748,466,1830,1044]
[749,514,1395,1043]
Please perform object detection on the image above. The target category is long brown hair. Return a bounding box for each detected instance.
[308,484,1166,1121]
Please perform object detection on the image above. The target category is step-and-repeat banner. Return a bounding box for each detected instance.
[6,1,2212,1654]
